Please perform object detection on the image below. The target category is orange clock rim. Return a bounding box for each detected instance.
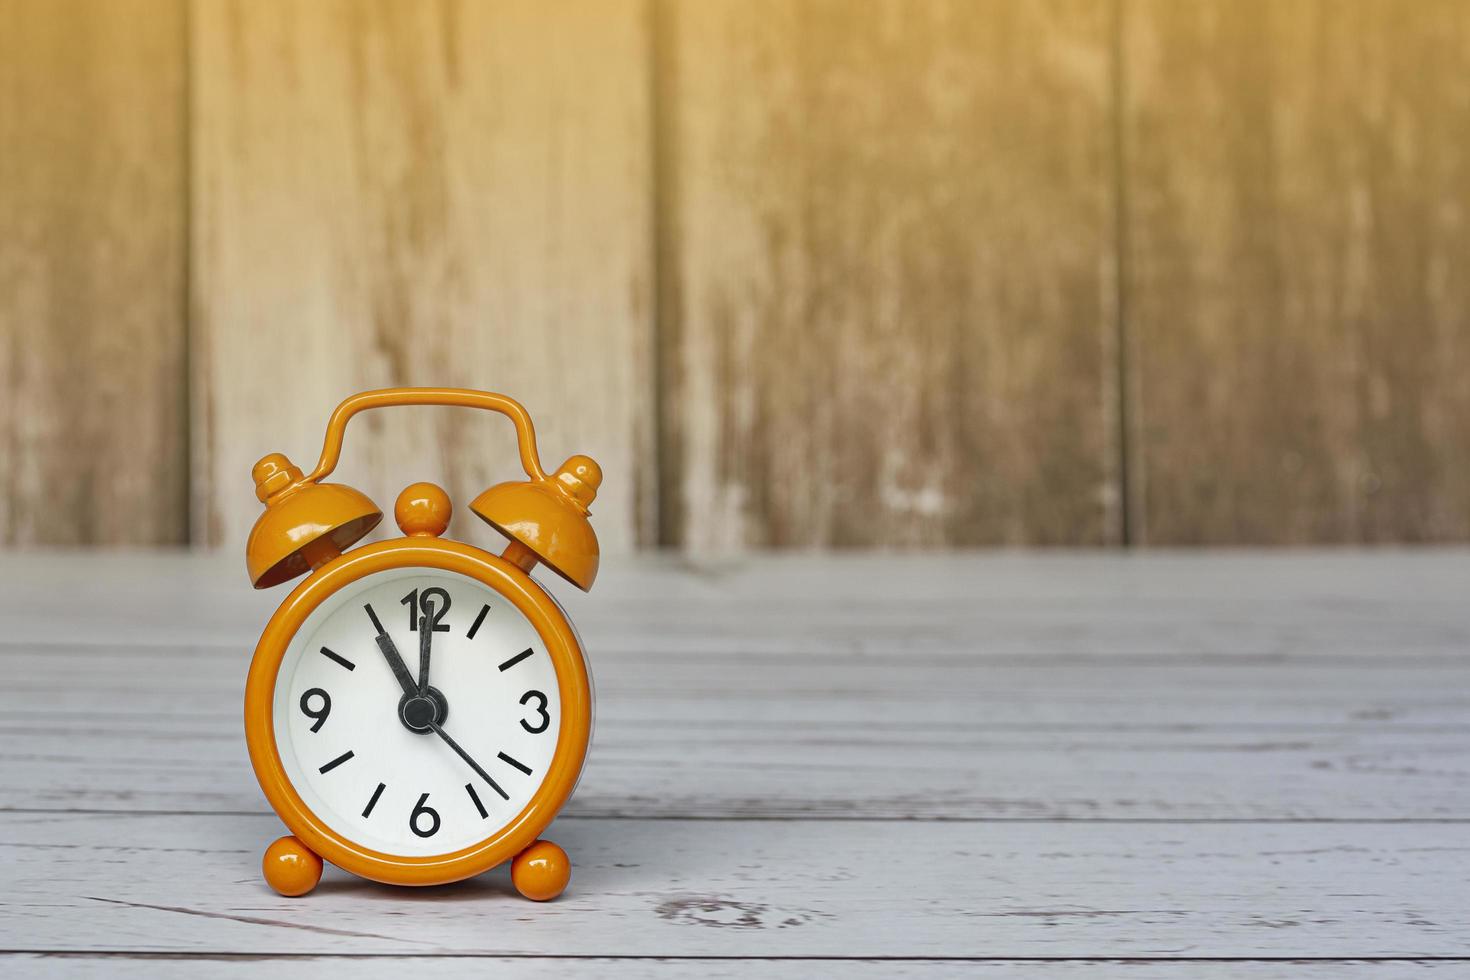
[244,537,592,886]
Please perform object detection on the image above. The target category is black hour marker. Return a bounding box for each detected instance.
[498,647,534,672]
[498,751,533,776]
[320,646,355,671]
[319,750,355,774]
[465,782,489,818]
[362,782,386,817]
[364,603,387,634]
[466,604,491,640]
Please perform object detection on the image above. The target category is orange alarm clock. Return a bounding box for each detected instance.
[242,388,599,900]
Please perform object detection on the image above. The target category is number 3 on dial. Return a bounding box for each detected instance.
[520,690,550,734]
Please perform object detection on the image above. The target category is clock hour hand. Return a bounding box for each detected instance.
[427,721,509,801]
[364,603,417,699]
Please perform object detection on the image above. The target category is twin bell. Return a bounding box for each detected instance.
[243,389,601,595]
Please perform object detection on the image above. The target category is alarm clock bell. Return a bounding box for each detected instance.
[245,390,601,591]
[245,453,382,588]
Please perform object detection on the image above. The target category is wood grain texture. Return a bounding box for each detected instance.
[656,0,1120,550]
[0,0,187,545]
[6,548,1470,656]
[9,960,1463,980]
[3,552,1469,820]
[5,814,1470,958]
[1123,0,1470,544]
[8,648,1470,819]
[190,0,653,552]
[1,551,1467,967]
[5,548,1470,656]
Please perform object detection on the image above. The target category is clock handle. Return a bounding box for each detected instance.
[304,387,550,484]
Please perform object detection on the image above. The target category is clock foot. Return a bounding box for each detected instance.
[511,839,570,901]
[263,835,323,897]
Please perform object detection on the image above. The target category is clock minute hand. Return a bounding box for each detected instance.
[427,721,509,801]
[417,599,435,694]
[364,603,417,698]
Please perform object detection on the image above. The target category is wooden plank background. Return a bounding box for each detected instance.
[0,0,187,545]
[190,0,653,553]
[1123,0,1470,545]
[2,0,1468,550]
[656,0,1119,550]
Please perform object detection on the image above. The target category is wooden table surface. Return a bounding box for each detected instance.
[1,550,1467,977]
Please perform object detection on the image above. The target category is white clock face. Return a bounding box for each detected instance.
[272,567,562,857]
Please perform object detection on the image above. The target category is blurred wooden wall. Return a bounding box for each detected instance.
[2,0,1468,551]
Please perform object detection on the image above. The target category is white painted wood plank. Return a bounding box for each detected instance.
[3,646,1469,819]
[2,814,1468,958]
[2,551,1467,819]
[1,551,1469,659]
[7,548,1465,605]
[1,553,1465,964]
[4,955,1461,979]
